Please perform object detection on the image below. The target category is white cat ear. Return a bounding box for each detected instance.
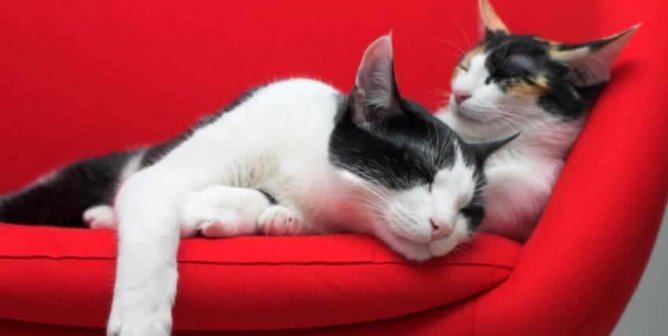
[549,24,640,87]
[479,0,509,36]
[351,34,400,124]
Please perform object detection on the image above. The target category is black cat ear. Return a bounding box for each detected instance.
[469,132,520,165]
[350,34,401,124]
[479,0,510,37]
[549,24,640,87]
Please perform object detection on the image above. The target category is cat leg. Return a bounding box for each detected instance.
[181,185,272,238]
[107,168,183,336]
[257,204,306,236]
[83,204,117,229]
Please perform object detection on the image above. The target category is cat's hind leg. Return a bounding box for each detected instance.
[181,185,273,237]
[83,204,117,229]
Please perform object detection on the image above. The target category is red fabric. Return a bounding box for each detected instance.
[0,225,517,331]
[0,0,666,335]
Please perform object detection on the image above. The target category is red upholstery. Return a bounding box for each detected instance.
[0,0,666,335]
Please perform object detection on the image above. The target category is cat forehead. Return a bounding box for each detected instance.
[329,116,465,190]
[434,151,477,190]
[458,34,553,69]
[485,33,550,56]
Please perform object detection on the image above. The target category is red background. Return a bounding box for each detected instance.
[1,0,667,335]
[0,0,613,193]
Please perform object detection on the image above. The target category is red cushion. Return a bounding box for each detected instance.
[0,224,519,330]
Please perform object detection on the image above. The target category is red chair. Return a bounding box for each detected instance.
[1,0,666,335]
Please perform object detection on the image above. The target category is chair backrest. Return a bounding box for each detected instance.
[0,0,601,192]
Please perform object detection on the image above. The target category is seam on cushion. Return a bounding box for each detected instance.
[0,255,515,269]
[178,261,516,268]
[0,317,101,332]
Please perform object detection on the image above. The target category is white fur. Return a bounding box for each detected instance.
[257,205,305,236]
[439,53,584,241]
[372,148,476,261]
[83,152,145,230]
[120,151,146,182]
[107,78,480,335]
[181,185,272,237]
[83,205,116,229]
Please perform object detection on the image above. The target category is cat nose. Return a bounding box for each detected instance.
[454,91,471,105]
[430,218,453,239]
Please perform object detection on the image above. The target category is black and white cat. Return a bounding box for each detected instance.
[0,36,514,335]
[438,0,638,241]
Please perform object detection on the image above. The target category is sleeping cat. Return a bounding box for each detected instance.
[437,0,638,241]
[0,36,514,335]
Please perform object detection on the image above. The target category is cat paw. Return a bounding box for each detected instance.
[83,205,117,230]
[181,185,270,237]
[182,197,240,237]
[106,294,172,336]
[106,311,171,336]
[257,205,304,236]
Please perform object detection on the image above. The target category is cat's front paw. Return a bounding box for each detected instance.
[181,186,263,237]
[106,301,172,336]
[257,205,305,236]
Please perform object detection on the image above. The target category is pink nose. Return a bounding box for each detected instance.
[430,218,453,239]
[454,91,471,105]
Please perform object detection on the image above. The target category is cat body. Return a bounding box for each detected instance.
[106,36,515,335]
[438,0,637,241]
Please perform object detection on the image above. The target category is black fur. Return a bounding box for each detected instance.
[329,85,499,232]
[0,87,262,227]
[329,96,458,190]
[483,32,604,119]
[0,151,136,227]
[256,189,278,205]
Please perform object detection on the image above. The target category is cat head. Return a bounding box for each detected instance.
[329,35,517,261]
[441,0,638,142]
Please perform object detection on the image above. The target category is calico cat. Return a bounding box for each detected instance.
[0,36,514,335]
[438,0,638,241]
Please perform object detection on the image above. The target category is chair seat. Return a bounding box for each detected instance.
[0,224,520,331]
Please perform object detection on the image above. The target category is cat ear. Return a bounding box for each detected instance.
[350,34,401,124]
[469,132,520,165]
[479,0,510,36]
[549,24,640,87]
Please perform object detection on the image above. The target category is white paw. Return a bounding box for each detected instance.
[257,205,304,236]
[181,185,271,237]
[106,308,171,336]
[83,205,116,230]
[107,273,176,336]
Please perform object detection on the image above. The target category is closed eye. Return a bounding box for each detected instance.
[460,204,484,224]
[457,64,469,72]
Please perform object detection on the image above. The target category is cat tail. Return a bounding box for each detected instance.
[0,150,143,228]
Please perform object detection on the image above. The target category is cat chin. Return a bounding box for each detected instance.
[376,227,465,262]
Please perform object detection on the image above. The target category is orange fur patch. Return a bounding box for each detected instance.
[506,75,549,97]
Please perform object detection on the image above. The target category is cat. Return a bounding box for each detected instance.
[437,0,638,242]
[0,35,515,335]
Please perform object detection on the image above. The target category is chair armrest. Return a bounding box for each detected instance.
[474,1,668,334]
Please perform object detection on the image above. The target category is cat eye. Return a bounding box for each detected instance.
[457,64,469,72]
[460,204,484,220]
